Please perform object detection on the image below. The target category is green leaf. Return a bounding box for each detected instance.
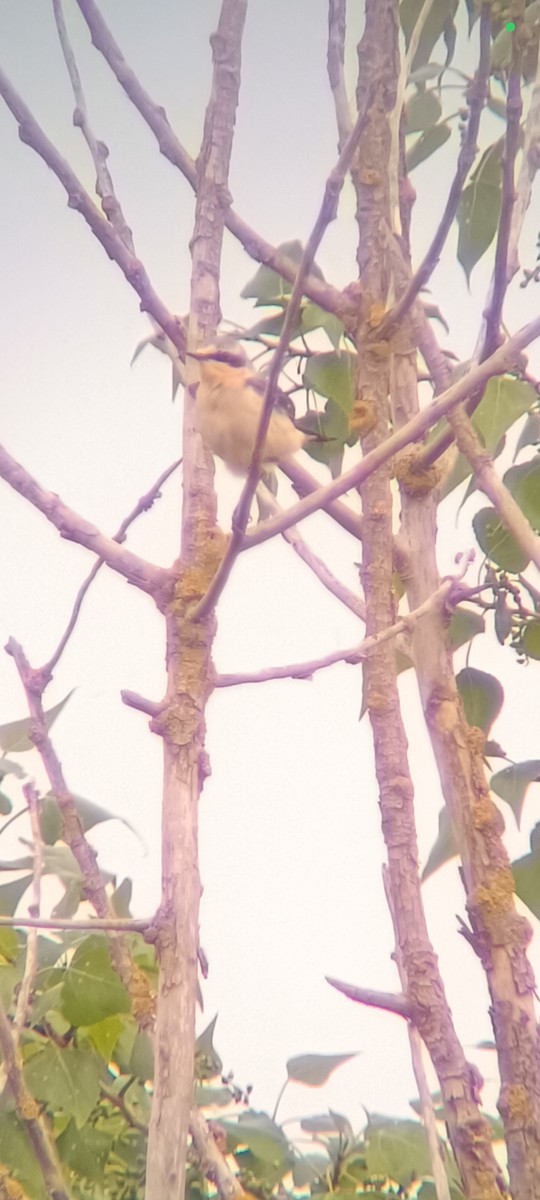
[522,619,540,659]
[448,606,485,649]
[222,1111,293,1169]
[57,1119,112,1182]
[457,142,503,283]
[0,926,19,963]
[473,507,530,572]
[490,761,540,827]
[406,89,442,133]
[457,667,504,734]
[406,122,451,170]
[195,1013,223,1079]
[422,807,457,881]
[293,1153,330,1186]
[364,1116,434,1187]
[503,458,540,531]
[241,240,325,307]
[0,690,75,755]
[80,1013,127,1060]
[0,874,32,915]
[301,303,344,352]
[111,877,133,917]
[514,412,540,460]
[0,791,12,815]
[195,1083,235,1107]
[513,826,540,918]
[40,791,142,847]
[442,377,535,498]
[491,2,540,79]
[301,1113,349,1134]
[61,935,131,1026]
[286,1051,357,1086]
[24,1043,101,1129]
[0,1113,46,1199]
[303,352,355,414]
[400,0,458,72]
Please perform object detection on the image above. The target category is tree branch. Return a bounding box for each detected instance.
[327,0,353,146]
[44,459,181,675]
[0,443,169,596]
[0,997,72,1200]
[381,3,492,335]
[0,62,186,354]
[216,571,462,686]
[243,313,540,550]
[191,88,376,620]
[74,0,349,319]
[326,975,412,1019]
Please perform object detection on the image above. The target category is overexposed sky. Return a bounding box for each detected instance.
[1,0,540,1133]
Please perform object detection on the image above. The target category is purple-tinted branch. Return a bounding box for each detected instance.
[0,914,149,932]
[74,0,349,319]
[192,89,376,621]
[243,312,540,550]
[0,63,186,354]
[326,975,412,1019]
[45,459,181,674]
[52,0,136,252]
[380,4,492,335]
[0,997,71,1200]
[327,0,353,146]
[0,443,169,596]
[481,68,523,358]
[216,575,457,686]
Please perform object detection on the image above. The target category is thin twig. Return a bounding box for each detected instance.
[508,23,540,279]
[256,479,366,620]
[381,3,492,335]
[327,0,353,146]
[190,1106,245,1200]
[326,975,412,1018]
[45,459,181,674]
[13,784,43,1041]
[388,0,438,228]
[74,0,349,319]
[215,572,461,686]
[481,34,523,359]
[191,89,376,621]
[242,312,540,550]
[0,996,72,1200]
[52,0,134,249]
[0,63,186,354]
[0,915,149,932]
[382,868,451,1200]
[0,443,169,596]
[100,1081,148,1133]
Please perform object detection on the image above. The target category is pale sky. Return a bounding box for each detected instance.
[1,0,540,1136]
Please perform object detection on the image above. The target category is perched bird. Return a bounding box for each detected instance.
[186,340,321,473]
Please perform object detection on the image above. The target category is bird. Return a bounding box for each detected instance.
[186,340,323,473]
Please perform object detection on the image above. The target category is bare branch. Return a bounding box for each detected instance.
[0,63,186,353]
[190,1106,245,1200]
[381,4,492,334]
[388,0,438,228]
[13,784,43,1041]
[0,915,149,932]
[121,690,164,718]
[0,443,169,596]
[327,0,353,145]
[326,975,413,1019]
[382,868,452,1200]
[481,54,523,357]
[256,479,366,621]
[243,312,540,549]
[0,996,72,1200]
[52,0,136,252]
[45,459,181,674]
[281,457,364,541]
[216,572,461,686]
[447,405,540,570]
[508,26,540,278]
[74,0,349,319]
[192,89,376,620]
